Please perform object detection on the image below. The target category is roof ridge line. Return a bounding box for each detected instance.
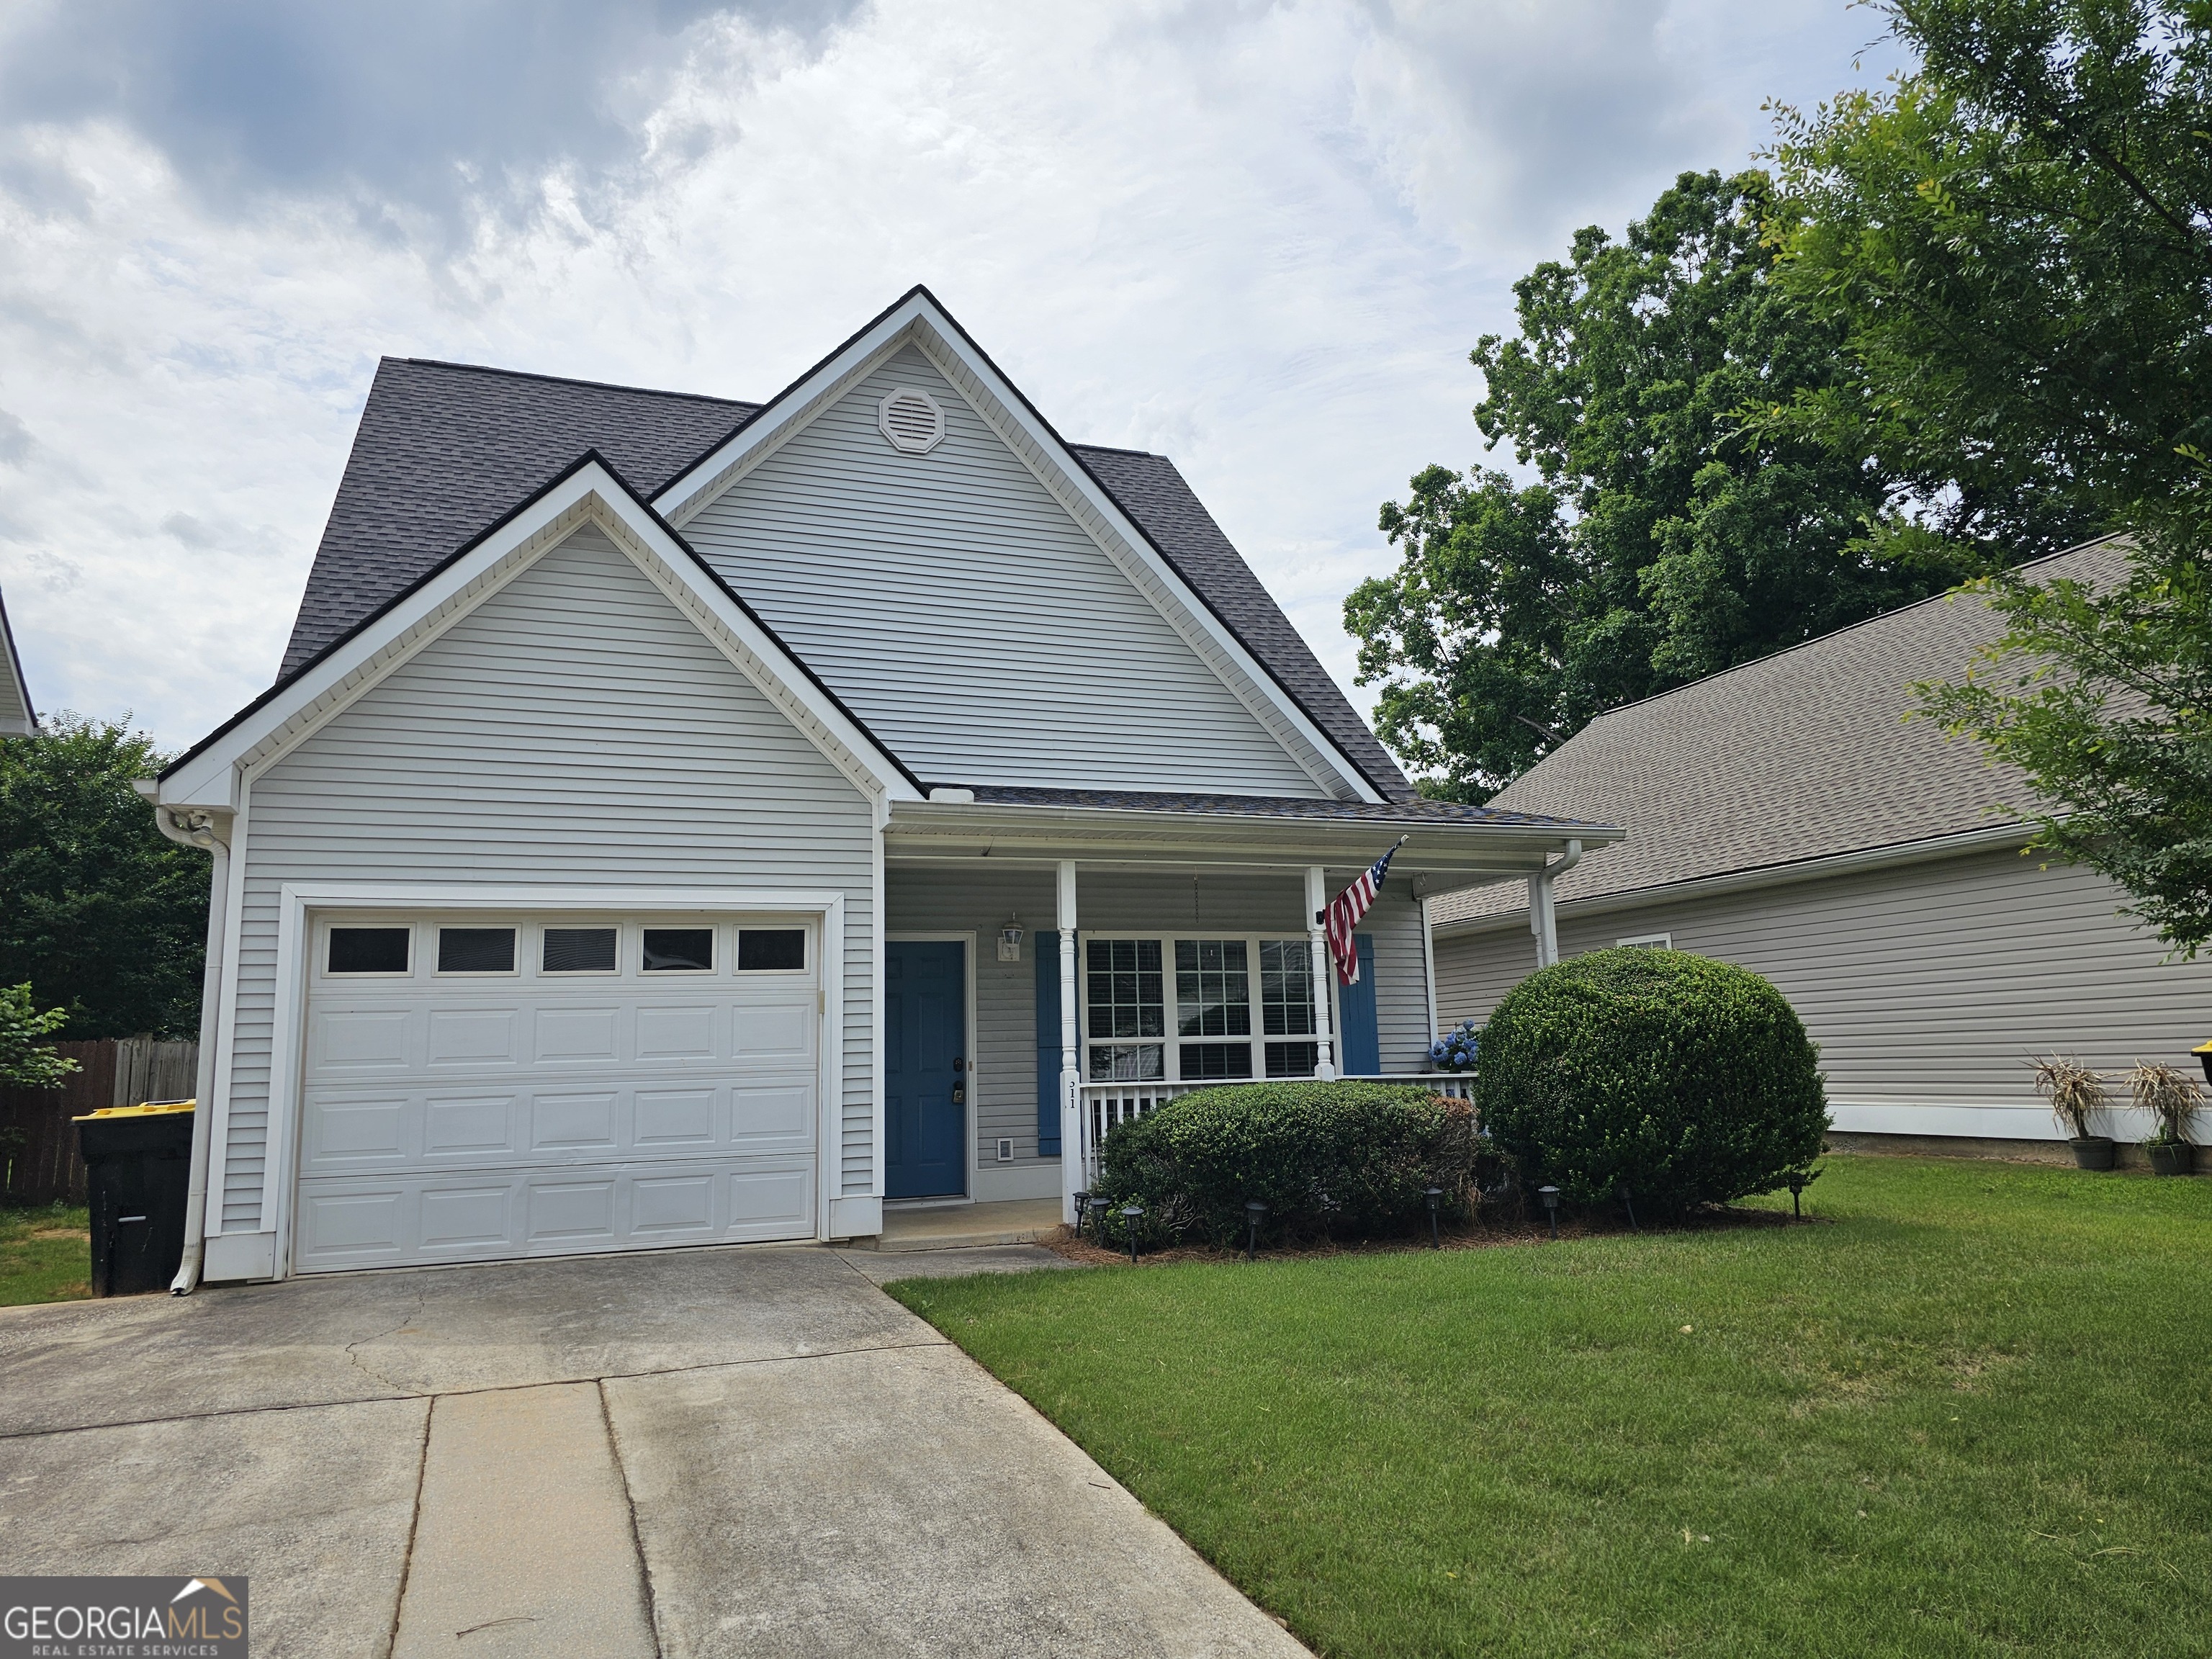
[1581,531,2132,729]
[395,356,759,408]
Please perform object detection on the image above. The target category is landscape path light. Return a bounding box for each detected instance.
[1538,1184,1561,1241]
[1074,1189,1091,1239]
[1620,1187,1640,1233]
[1424,1187,1443,1249]
[1245,1200,1267,1261]
[1120,1204,1143,1266]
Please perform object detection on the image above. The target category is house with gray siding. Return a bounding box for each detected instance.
[0,584,32,737]
[1429,537,2211,1158]
[148,287,1613,1285]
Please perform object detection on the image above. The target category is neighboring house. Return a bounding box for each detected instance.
[147,287,1614,1282]
[1429,536,2212,1154]
[0,584,32,737]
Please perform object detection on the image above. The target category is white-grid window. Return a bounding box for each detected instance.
[1084,934,1321,1083]
[1617,932,1673,950]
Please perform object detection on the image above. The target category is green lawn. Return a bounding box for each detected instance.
[0,1204,91,1306]
[888,1156,2211,1658]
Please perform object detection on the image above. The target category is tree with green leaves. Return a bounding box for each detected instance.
[1770,0,2212,954]
[0,982,77,1089]
[0,714,210,1038]
[1346,169,1968,800]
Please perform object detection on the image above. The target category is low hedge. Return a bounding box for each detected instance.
[1475,948,1827,1212]
[1089,1081,1475,1246]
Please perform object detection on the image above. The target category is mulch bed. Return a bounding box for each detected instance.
[1037,1200,1809,1268]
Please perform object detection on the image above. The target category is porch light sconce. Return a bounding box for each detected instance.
[1120,1205,1143,1266]
[1538,1185,1561,1241]
[1245,1200,1267,1261]
[1424,1187,1443,1249]
[998,915,1025,963]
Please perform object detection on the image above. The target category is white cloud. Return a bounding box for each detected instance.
[0,0,1905,749]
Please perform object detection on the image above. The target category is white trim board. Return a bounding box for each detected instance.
[157,465,920,812]
[652,288,1386,805]
[259,883,850,1280]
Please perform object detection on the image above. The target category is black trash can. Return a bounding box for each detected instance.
[76,1102,194,1297]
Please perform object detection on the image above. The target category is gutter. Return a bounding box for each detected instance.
[137,783,231,1295]
[1435,819,2043,940]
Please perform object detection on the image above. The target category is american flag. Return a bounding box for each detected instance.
[1324,839,1404,985]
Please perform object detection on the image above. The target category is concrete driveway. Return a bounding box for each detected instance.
[0,1245,1307,1659]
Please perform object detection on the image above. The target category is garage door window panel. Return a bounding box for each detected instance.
[738,928,806,971]
[542,926,619,974]
[643,928,714,972]
[439,927,516,974]
[328,927,411,976]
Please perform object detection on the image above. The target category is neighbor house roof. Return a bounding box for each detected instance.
[280,354,1413,798]
[1429,537,2129,930]
[0,583,32,737]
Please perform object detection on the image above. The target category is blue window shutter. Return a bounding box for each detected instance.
[1338,935,1380,1076]
[1035,933,1063,1155]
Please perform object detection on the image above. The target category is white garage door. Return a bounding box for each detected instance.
[292,912,821,1273]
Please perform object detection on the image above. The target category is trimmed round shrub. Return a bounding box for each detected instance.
[1475,948,1827,1212]
[1090,1081,1474,1246]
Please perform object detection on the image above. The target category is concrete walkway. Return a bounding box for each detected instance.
[0,1245,1305,1659]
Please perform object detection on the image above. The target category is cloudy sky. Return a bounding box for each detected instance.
[0,0,1906,750]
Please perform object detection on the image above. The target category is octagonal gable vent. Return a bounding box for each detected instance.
[877,387,947,454]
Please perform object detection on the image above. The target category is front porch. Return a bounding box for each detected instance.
[880,786,1616,1228]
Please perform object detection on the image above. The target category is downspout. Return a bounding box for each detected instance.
[140,791,231,1295]
[1527,838,1582,970]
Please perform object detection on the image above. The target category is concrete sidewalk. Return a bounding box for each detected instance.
[0,1244,1306,1659]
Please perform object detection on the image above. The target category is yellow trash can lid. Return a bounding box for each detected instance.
[73,1098,196,1121]
[2195,1041,2212,1056]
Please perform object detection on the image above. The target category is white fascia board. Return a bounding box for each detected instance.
[653,289,1388,806]
[884,799,1618,873]
[158,462,919,809]
[1429,819,2040,938]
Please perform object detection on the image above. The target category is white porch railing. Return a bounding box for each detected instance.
[1074,1074,1473,1191]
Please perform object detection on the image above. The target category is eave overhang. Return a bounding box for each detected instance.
[884,796,1623,876]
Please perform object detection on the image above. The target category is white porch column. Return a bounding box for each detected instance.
[1305,865,1337,1081]
[1058,860,1082,1224]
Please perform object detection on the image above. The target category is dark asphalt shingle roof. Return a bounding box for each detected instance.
[951,785,1603,830]
[279,357,1413,799]
[280,359,757,678]
[1430,538,2130,927]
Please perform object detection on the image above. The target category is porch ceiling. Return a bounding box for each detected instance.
[884,788,1622,877]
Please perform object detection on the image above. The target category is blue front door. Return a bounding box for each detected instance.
[885,940,966,1198]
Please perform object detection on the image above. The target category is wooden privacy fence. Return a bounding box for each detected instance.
[0,1039,198,1207]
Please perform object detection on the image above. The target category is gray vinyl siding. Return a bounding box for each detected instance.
[1431,848,2212,1120]
[220,526,876,1229]
[882,863,1431,1168]
[685,346,1326,796]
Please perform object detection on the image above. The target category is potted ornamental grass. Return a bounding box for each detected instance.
[2130,1062,2203,1177]
[2033,1055,2114,1169]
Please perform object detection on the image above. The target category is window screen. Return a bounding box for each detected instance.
[543,927,618,974]
[1179,1043,1254,1080]
[1175,940,1251,1037]
[1087,1043,1164,1082]
[1259,940,1315,1035]
[642,928,714,971]
[1086,939,1163,1039]
[1265,1040,1319,1079]
[328,927,410,974]
[437,927,515,974]
[738,929,806,971]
